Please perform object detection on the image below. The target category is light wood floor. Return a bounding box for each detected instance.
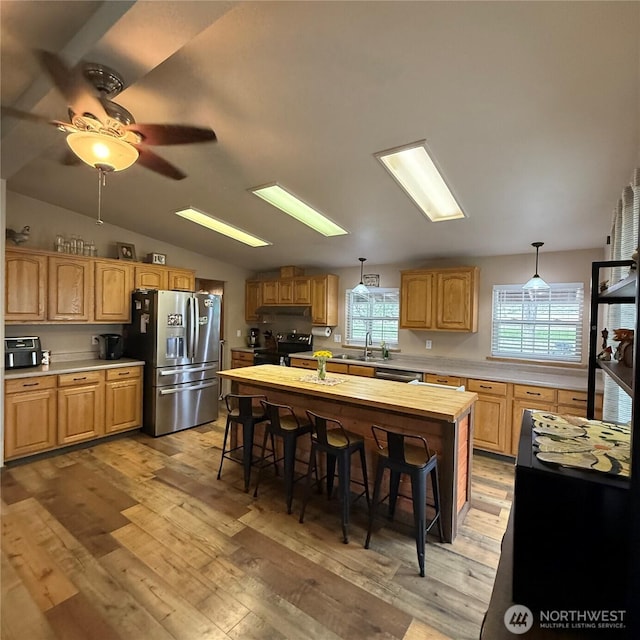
[1,415,514,640]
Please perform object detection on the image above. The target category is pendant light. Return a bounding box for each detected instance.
[522,242,550,290]
[353,257,369,295]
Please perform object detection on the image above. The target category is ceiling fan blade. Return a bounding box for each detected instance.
[134,146,187,180]
[35,49,109,123]
[1,105,68,128]
[126,123,216,146]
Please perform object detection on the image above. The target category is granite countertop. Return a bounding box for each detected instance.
[290,351,601,392]
[5,358,145,379]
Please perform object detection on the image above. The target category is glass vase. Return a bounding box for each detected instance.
[317,358,327,380]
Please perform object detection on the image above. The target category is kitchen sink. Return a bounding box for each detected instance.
[331,353,387,363]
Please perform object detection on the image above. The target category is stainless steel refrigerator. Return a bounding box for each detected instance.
[126,290,222,436]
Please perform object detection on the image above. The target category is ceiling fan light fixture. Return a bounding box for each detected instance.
[66,131,138,171]
[375,141,465,222]
[522,241,550,290]
[352,257,369,295]
[175,207,271,248]
[250,183,348,237]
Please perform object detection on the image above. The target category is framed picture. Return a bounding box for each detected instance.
[116,242,137,261]
[147,252,167,265]
[363,274,380,287]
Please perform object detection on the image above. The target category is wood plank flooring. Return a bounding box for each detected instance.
[1,413,514,640]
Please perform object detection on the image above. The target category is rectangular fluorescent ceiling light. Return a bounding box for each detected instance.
[375,141,466,222]
[175,207,271,247]
[250,183,348,236]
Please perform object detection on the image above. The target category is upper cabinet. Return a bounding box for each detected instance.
[244,273,338,325]
[400,266,479,332]
[5,247,194,324]
[5,250,47,321]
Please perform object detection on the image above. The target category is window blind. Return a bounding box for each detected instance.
[492,284,584,362]
[345,288,399,346]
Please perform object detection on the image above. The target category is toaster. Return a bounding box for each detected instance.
[4,336,42,369]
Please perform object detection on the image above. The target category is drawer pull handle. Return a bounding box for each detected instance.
[526,391,541,396]
[436,379,447,383]
[572,397,585,403]
[118,371,130,376]
[23,382,39,387]
[73,376,87,381]
[479,385,492,389]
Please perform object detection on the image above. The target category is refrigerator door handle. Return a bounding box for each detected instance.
[218,338,225,399]
[159,364,218,376]
[192,295,200,362]
[186,296,195,360]
[159,381,216,395]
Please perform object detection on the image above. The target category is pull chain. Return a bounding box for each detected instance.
[96,167,105,225]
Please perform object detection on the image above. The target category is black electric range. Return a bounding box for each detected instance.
[253,332,313,366]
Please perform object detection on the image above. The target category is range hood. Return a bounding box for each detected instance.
[256,304,311,316]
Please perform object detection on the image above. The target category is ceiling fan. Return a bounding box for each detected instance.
[3,49,217,180]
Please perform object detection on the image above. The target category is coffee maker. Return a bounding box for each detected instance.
[247,328,260,348]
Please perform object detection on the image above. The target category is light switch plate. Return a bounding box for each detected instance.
[426,340,432,349]
[334,334,342,342]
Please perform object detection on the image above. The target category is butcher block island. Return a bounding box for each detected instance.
[218,364,477,542]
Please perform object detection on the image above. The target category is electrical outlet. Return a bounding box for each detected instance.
[334,333,342,343]
[91,335,99,345]
[425,340,432,349]
[236,329,242,337]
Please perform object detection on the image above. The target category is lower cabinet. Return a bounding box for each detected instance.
[4,365,143,462]
[510,384,557,455]
[290,358,374,377]
[4,376,57,459]
[467,379,509,454]
[231,350,255,368]
[105,367,142,433]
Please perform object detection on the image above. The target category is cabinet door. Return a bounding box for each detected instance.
[5,250,47,321]
[400,272,433,329]
[435,269,477,331]
[262,281,279,304]
[468,379,509,453]
[231,350,255,368]
[245,281,262,322]
[278,279,294,303]
[511,397,556,455]
[311,275,338,325]
[94,260,134,322]
[293,278,311,304]
[57,373,105,445]
[48,256,92,321]
[168,269,195,291]
[105,373,142,434]
[4,387,57,460]
[135,265,169,290]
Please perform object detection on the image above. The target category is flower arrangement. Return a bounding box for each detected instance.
[313,350,332,380]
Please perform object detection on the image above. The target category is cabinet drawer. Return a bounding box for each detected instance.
[557,389,594,408]
[348,364,375,377]
[425,373,463,387]
[326,362,349,374]
[232,350,254,363]
[513,384,556,403]
[6,375,56,394]
[467,379,508,396]
[106,366,141,381]
[58,370,105,387]
[290,358,315,370]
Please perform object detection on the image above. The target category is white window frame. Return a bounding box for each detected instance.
[491,283,584,363]
[345,287,399,347]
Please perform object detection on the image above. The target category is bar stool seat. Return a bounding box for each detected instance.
[217,394,275,492]
[253,401,313,514]
[364,425,444,577]
[299,411,370,543]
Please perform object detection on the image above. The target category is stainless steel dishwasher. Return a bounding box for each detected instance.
[374,368,423,382]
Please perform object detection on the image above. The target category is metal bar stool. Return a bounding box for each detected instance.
[253,401,313,514]
[364,425,444,577]
[299,411,371,543]
[217,394,275,492]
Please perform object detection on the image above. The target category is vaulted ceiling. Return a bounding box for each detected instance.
[1,1,638,271]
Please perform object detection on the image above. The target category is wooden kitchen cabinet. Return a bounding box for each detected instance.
[510,384,557,455]
[135,265,169,290]
[168,268,195,291]
[57,370,105,445]
[94,260,134,322]
[245,281,263,322]
[5,250,47,322]
[4,376,57,460]
[311,274,339,326]
[467,379,509,453]
[293,278,311,304]
[105,366,142,433]
[262,280,279,305]
[48,255,93,321]
[231,350,255,368]
[424,373,464,387]
[278,279,294,303]
[400,266,479,332]
[557,388,603,419]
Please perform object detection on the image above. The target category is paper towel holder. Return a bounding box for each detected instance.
[311,326,333,338]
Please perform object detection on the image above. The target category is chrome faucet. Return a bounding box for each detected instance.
[364,331,372,359]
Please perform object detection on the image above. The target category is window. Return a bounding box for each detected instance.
[345,288,399,346]
[492,284,584,362]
